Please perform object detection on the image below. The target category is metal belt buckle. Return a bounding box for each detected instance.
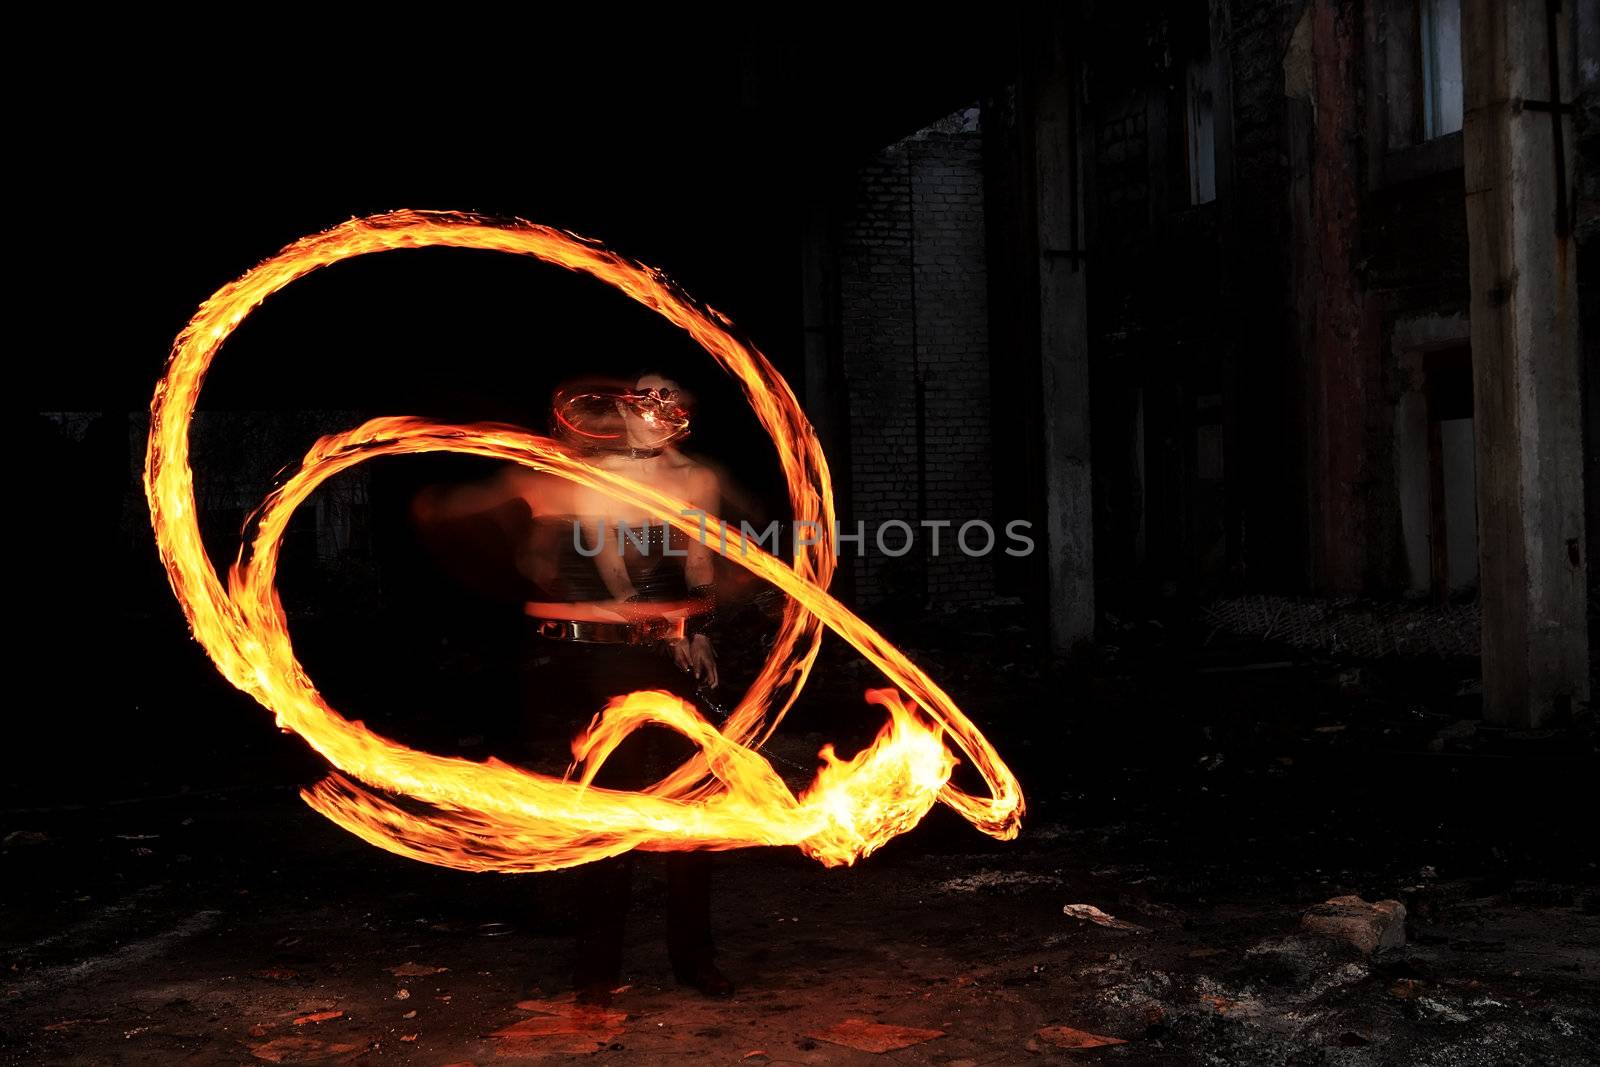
[536,619,577,641]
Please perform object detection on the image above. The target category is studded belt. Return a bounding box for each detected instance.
[531,615,686,646]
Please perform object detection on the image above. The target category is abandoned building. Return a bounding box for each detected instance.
[810,1,1593,735]
[16,3,1600,1062]
[45,1,1593,723]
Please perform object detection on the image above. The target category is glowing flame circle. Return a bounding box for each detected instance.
[143,210,1023,873]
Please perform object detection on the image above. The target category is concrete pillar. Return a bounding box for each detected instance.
[1308,0,1383,594]
[1021,10,1094,650]
[1462,0,1589,727]
[799,201,855,601]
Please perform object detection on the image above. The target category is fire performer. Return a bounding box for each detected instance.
[414,371,733,1003]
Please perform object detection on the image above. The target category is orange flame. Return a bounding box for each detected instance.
[143,210,1023,872]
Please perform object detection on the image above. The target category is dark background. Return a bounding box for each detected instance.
[20,18,1017,807]
[16,11,1597,867]
[9,18,1599,1063]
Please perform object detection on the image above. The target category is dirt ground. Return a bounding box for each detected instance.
[5,607,1598,1064]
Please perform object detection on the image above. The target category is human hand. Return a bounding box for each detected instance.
[671,634,718,689]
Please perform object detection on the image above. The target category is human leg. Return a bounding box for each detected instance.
[666,850,731,995]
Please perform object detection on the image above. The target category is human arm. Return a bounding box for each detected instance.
[412,466,530,524]
[669,468,720,687]
[591,519,641,602]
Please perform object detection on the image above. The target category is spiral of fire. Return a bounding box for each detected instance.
[143,210,1023,873]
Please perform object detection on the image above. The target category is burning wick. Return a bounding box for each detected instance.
[143,209,1024,873]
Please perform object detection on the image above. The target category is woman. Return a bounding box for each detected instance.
[414,372,732,1003]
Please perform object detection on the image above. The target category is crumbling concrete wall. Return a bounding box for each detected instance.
[836,107,997,609]
[1083,0,1486,602]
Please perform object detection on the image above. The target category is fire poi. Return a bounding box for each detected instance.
[143,209,1024,874]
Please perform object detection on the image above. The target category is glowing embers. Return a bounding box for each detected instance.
[143,210,1023,873]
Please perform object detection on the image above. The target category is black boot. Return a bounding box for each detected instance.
[573,853,632,1003]
[666,852,733,996]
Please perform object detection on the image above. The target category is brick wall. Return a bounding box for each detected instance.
[836,105,996,608]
